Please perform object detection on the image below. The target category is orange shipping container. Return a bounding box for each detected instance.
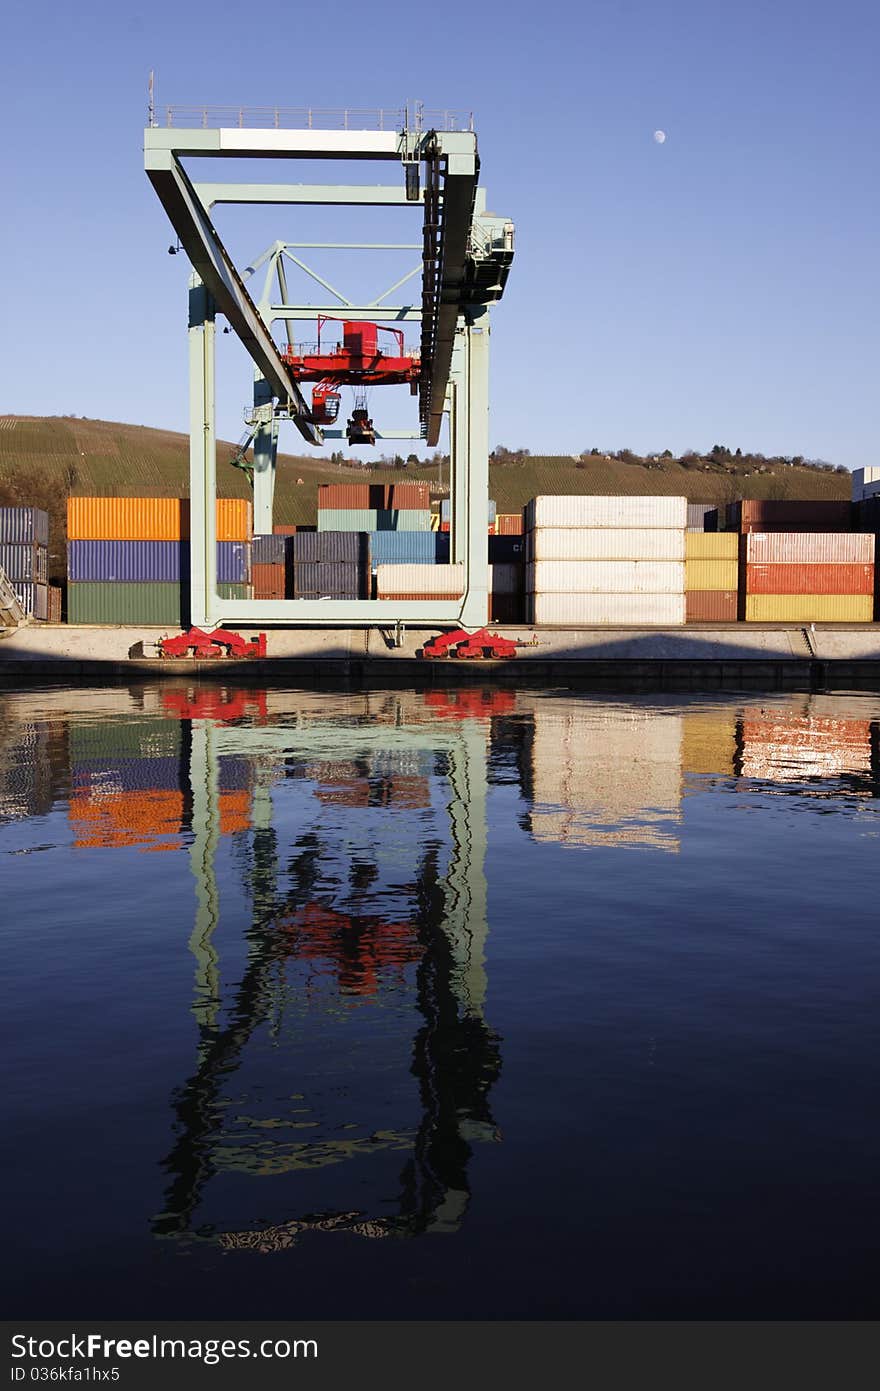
[745,563,873,595]
[68,497,186,541]
[685,591,738,621]
[68,497,252,542]
[252,561,286,598]
[497,514,524,535]
[215,498,252,542]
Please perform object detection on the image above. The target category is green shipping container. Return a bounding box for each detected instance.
[217,584,252,600]
[67,582,183,625]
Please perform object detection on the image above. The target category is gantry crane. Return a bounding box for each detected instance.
[144,104,514,628]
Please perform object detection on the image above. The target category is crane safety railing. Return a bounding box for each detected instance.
[161,106,474,133]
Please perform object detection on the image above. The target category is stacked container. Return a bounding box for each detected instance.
[524,496,687,625]
[741,533,874,622]
[496,513,524,535]
[685,532,738,621]
[252,533,287,599]
[288,530,368,599]
[726,500,852,533]
[67,497,252,623]
[375,563,465,601]
[0,506,49,621]
[851,467,880,502]
[318,482,433,533]
[687,503,719,532]
[489,563,524,622]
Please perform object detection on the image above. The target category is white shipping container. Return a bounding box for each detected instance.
[524,495,687,530]
[745,532,874,564]
[488,563,522,594]
[526,560,685,594]
[375,562,465,595]
[851,467,880,501]
[525,592,686,625]
[526,527,686,562]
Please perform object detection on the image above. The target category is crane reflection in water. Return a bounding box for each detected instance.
[151,688,508,1249]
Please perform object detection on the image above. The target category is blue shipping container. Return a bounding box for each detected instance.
[217,541,251,583]
[68,540,184,582]
[252,534,286,564]
[368,531,443,568]
[0,544,48,583]
[0,507,49,546]
[291,531,367,564]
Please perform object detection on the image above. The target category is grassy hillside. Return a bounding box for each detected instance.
[0,415,853,580]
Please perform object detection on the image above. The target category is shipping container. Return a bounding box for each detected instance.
[496,514,524,535]
[744,594,874,622]
[252,534,286,565]
[525,560,685,594]
[685,558,739,591]
[488,535,525,563]
[47,586,62,624]
[68,540,184,582]
[746,563,873,595]
[489,593,525,623]
[687,502,718,531]
[273,524,301,536]
[376,509,432,532]
[368,531,441,568]
[685,532,739,560]
[215,498,252,542]
[525,592,686,625]
[685,591,738,622]
[252,562,286,599]
[0,506,49,546]
[525,495,688,530]
[726,500,853,533]
[851,467,880,502]
[744,532,873,565]
[216,541,251,583]
[375,591,467,602]
[12,582,49,621]
[217,583,252,601]
[526,528,686,562]
[317,508,378,533]
[318,483,372,510]
[67,582,182,625]
[67,497,187,541]
[290,531,368,565]
[489,563,523,595]
[293,562,364,599]
[375,563,465,596]
[387,482,431,510]
[440,498,497,524]
[0,543,48,583]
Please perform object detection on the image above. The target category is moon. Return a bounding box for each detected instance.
[653,129,667,144]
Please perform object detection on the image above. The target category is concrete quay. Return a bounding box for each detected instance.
[3,623,880,690]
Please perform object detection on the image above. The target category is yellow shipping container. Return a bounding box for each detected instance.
[681,710,738,775]
[744,594,874,623]
[216,498,253,542]
[67,497,185,540]
[685,558,739,592]
[685,532,739,560]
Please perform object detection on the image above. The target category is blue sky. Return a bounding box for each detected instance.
[3,0,878,468]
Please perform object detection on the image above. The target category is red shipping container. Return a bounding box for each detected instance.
[745,563,873,595]
[497,514,524,535]
[727,500,853,533]
[252,562,286,598]
[273,524,298,535]
[318,483,371,510]
[387,482,431,510]
[686,591,738,622]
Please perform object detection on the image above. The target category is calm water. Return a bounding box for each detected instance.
[2,684,878,1319]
